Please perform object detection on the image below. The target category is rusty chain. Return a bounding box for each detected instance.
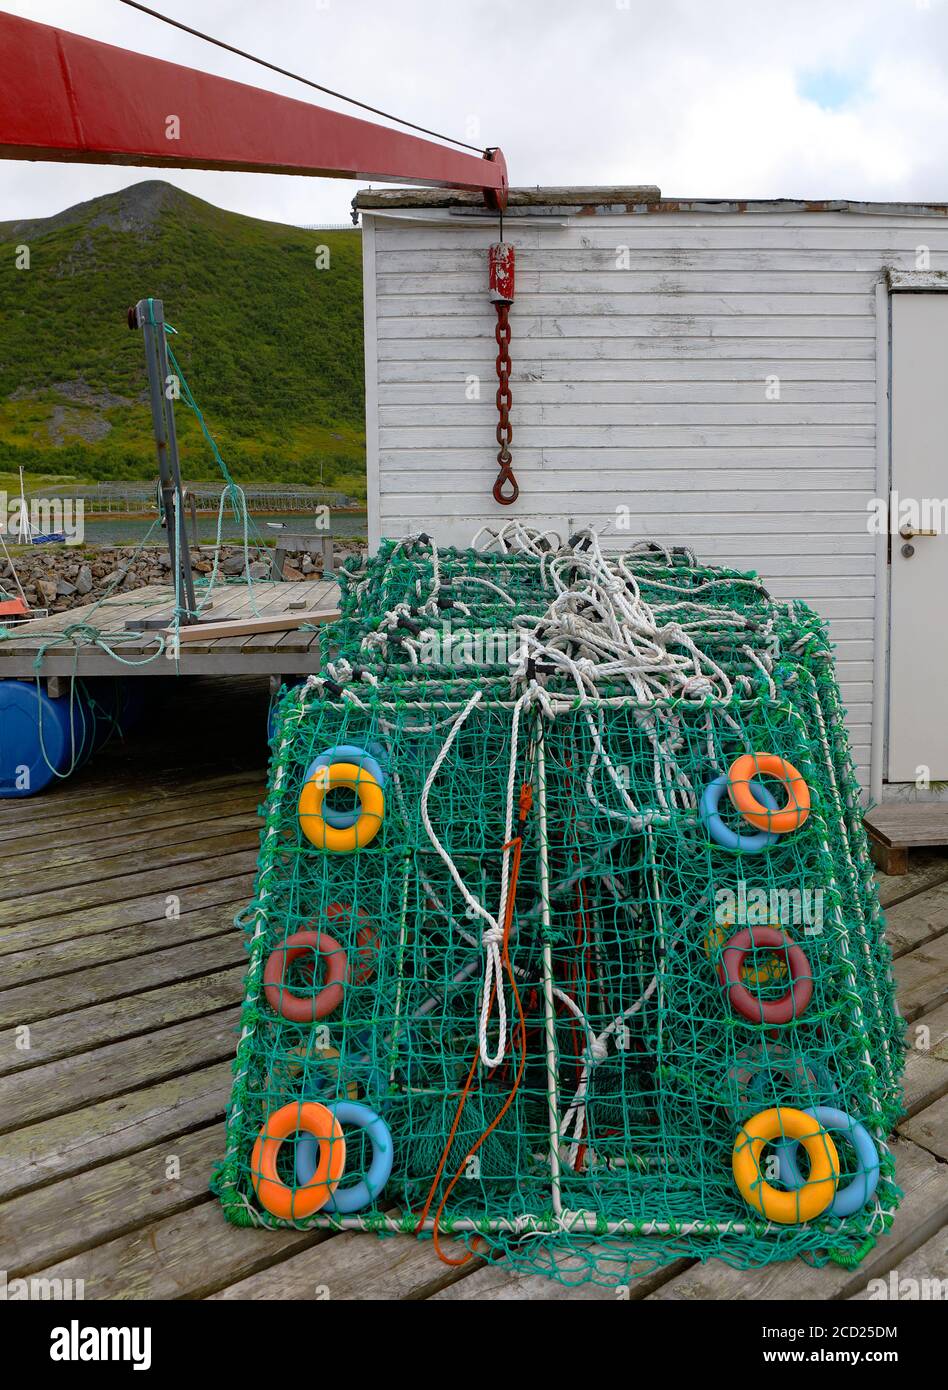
[493,301,518,504]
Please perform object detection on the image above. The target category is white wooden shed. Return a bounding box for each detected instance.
[354,185,948,807]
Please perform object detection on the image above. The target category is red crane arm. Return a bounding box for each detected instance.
[0,11,507,207]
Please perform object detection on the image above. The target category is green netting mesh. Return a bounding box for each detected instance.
[212,525,903,1286]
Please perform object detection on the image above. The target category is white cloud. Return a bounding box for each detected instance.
[1,0,947,224]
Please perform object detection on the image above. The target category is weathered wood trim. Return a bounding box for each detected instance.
[886,267,948,292]
[165,608,339,643]
[356,185,662,210]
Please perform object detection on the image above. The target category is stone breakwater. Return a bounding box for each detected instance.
[1,541,363,615]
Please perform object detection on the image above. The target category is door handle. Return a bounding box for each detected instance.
[898,525,938,539]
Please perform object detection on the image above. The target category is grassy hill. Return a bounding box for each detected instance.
[0,181,365,496]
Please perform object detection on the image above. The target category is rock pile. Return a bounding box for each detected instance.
[0,541,363,615]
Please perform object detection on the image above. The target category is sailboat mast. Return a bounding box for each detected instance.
[16,466,32,545]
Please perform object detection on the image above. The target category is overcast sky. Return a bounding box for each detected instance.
[2,0,948,225]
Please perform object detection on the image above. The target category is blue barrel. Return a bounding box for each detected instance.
[0,680,96,798]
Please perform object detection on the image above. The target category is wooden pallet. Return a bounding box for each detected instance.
[0,580,339,677]
[0,680,945,1300]
[865,803,948,876]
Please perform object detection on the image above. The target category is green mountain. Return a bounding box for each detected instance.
[0,181,365,495]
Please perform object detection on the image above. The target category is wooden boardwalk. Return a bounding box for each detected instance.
[0,676,945,1300]
[0,581,338,678]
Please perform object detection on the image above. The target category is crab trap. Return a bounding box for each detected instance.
[212,527,904,1286]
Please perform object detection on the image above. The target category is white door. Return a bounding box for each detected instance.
[888,293,948,782]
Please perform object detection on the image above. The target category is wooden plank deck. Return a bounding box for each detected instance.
[0,678,945,1300]
[0,580,339,676]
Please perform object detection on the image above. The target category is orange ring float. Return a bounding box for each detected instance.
[727,753,810,834]
[250,1101,346,1219]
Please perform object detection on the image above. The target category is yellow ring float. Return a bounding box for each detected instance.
[704,920,789,987]
[298,761,384,852]
[282,1043,360,1101]
[732,1106,839,1224]
[727,753,810,835]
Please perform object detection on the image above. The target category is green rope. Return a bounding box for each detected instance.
[160,310,268,615]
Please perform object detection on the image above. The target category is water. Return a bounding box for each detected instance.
[78,510,368,546]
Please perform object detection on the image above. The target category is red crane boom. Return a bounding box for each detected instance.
[0,11,507,207]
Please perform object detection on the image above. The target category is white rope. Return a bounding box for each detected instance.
[419,689,514,1066]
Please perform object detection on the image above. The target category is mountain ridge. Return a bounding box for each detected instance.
[0,181,365,494]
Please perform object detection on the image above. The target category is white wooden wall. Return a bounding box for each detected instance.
[361,206,948,789]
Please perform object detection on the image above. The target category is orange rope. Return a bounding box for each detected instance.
[415,784,532,1265]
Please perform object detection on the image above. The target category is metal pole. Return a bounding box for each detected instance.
[534,726,563,1217]
[128,296,202,626]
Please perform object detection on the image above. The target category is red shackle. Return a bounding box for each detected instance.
[488,242,515,304]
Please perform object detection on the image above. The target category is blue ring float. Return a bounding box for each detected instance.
[303,744,387,830]
[722,1045,834,1128]
[295,1099,393,1214]
[346,1029,394,1105]
[776,1105,880,1218]
[700,774,781,852]
[726,1041,838,1124]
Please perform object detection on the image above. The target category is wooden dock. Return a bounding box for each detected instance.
[0,676,945,1300]
[0,581,338,678]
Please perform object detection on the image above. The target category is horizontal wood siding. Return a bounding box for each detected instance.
[365,209,948,785]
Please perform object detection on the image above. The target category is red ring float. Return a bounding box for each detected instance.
[325,902,378,985]
[264,930,348,1023]
[717,925,813,1025]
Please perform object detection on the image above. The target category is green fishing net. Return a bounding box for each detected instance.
[212,528,903,1285]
